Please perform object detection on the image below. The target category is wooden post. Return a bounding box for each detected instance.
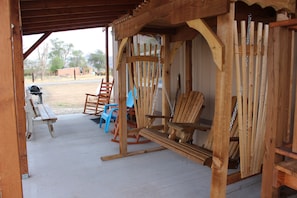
[261,25,292,198]
[0,0,23,197]
[118,46,128,156]
[105,26,109,82]
[185,40,192,93]
[162,35,170,128]
[210,2,234,198]
[11,0,29,177]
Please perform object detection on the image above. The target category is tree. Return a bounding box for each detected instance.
[87,49,106,71]
[68,50,86,68]
[48,38,74,72]
[49,57,64,73]
[37,43,49,80]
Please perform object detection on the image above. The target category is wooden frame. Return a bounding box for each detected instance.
[103,1,234,197]
[1,0,297,197]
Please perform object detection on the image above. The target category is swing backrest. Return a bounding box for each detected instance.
[127,43,162,128]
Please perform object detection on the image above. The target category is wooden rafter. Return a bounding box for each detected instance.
[113,0,229,40]
[20,0,144,35]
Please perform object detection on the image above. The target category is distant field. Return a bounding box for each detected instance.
[25,74,112,115]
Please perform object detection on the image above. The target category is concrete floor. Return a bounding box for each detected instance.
[22,114,262,198]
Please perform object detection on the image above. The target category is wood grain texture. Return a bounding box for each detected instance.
[0,0,23,196]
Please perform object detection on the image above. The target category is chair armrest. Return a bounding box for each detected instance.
[167,122,211,132]
[85,93,98,97]
[105,103,118,108]
[103,103,119,112]
[145,114,172,119]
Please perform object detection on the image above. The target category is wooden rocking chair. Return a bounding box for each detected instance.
[83,79,114,115]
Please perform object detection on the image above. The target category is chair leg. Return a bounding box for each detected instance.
[104,116,112,133]
[99,117,103,128]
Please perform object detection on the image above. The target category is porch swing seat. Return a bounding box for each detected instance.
[139,94,240,168]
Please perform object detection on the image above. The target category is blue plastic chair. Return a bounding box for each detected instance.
[99,89,136,133]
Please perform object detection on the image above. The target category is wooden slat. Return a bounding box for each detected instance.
[275,147,297,160]
[275,160,297,176]
[275,160,297,190]
[261,26,292,197]
[139,128,213,165]
[37,104,57,121]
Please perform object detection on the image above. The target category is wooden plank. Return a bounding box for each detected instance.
[275,160,297,176]
[275,160,297,190]
[126,56,161,63]
[11,0,29,177]
[210,2,234,198]
[42,104,57,120]
[23,32,51,59]
[37,105,50,120]
[0,0,23,196]
[114,0,228,40]
[139,129,212,165]
[286,31,294,144]
[261,26,289,198]
[270,18,297,28]
[275,147,297,160]
[101,146,165,161]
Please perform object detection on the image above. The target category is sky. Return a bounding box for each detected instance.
[22,27,113,60]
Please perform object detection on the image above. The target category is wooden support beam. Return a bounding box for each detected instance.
[186,19,224,71]
[23,32,51,59]
[11,0,29,177]
[0,0,23,196]
[210,3,234,198]
[169,41,183,64]
[185,40,192,93]
[114,0,228,40]
[162,35,171,129]
[118,49,128,156]
[105,26,109,82]
[261,24,293,198]
[116,37,128,70]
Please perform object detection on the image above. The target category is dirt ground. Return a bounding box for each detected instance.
[25,75,112,115]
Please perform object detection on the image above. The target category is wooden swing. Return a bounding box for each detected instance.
[139,95,240,170]
[110,42,162,144]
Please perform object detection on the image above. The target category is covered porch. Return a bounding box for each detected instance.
[23,113,261,198]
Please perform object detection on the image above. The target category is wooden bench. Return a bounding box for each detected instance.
[139,128,214,166]
[25,98,57,139]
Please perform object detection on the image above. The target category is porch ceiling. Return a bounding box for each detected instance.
[20,0,145,35]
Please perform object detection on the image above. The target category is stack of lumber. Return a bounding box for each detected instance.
[234,20,269,178]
